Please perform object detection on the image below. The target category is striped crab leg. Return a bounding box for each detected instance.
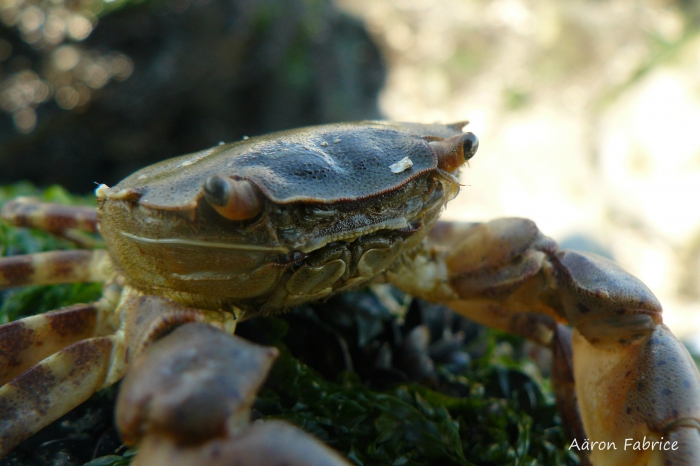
[0,291,187,457]
[0,200,121,455]
[0,195,116,380]
[0,300,116,386]
[0,247,116,381]
[1,284,349,466]
[0,291,192,456]
[0,291,126,456]
[1,197,98,233]
[0,333,126,456]
[0,249,112,288]
[388,218,700,466]
[2,197,98,246]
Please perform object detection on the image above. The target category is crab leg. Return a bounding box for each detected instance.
[0,302,116,385]
[0,334,127,456]
[0,289,236,459]
[2,198,101,247]
[387,218,700,466]
[107,293,351,466]
[2,197,98,233]
[0,277,121,381]
[0,279,124,455]
[0,249,113,288]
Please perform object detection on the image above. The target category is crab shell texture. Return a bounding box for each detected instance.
[97,121,475,315]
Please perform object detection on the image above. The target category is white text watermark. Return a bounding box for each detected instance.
[569,437,678,451]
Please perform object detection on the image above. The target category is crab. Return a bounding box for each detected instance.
[1,121,699,466]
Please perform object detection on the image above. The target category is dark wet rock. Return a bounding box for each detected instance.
[0,0,385,193]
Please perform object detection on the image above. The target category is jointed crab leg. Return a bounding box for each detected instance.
[0,249,112,287]
[0,334,126,456]
[388,218,700,466]
[1,277,351,465]
[0,302,116,385]
[0,280,121,381]
[0,290,200,456]
[0,277,124,456]
[1,197,98,234]
[0,247,117,384]
[2,198,101,247]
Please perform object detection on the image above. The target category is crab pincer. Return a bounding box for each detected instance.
[116,323,349,466]
[389,217,700,465]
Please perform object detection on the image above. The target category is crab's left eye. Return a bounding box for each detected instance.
[203,176,262,221]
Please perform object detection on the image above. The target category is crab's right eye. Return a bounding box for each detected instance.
[461,132,479,161]
[204,176,262,221]
[431,132,480,173]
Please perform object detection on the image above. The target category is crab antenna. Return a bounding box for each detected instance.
[430,132,479,173]
[203,176,262,221]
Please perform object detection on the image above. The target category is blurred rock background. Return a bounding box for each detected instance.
[0,0,385,190]
[1,0,700,345]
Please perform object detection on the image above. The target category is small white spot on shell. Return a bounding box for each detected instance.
[180,160,194,167]
[242,135,249,140]
[389,157,413,173]
[321,142,328,147]
[137,174,148,180]
[218,141,225,146]
[95,184,110,199]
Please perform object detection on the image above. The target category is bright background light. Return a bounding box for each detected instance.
[338,0,700,346]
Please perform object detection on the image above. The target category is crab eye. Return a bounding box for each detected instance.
[461,132,479,161]
[431,132,479,173]
[203,176,262,221]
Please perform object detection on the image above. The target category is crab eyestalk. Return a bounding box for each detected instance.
[431,132,479,172]
[203,176,263,221]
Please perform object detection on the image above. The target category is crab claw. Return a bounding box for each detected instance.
[387,218,700,466]
[117,322,352,466]
[134,421,351,466]
[116,323,278,445]
[573,324,700,465]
